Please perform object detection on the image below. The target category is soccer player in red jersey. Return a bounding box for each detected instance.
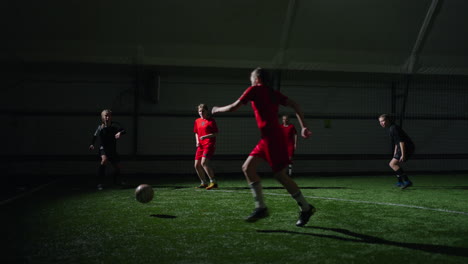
[281,114,297,176]
[194,104,219,190]
[212,68,316,227]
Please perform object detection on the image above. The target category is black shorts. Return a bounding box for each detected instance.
[99,146,120,163]
[393,146,415,161]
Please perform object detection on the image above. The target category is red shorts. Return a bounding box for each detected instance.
[195,144,216,160]
[287,146,295,164]
[249,133,289,172]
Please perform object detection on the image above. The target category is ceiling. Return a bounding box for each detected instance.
[3,0,468,75]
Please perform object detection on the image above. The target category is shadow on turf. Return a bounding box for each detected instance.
[122,186,347,190]
[223,187,347,190]
[257,227,468,257]
[150,214,177,219]
[120,185,188,190]
[414,186,468,190]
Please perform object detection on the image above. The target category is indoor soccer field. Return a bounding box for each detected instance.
[3,174,468,263]
[3,1,468,263]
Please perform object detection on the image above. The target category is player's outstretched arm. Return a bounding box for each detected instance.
[285,98,312,138]
[212,100,243,114]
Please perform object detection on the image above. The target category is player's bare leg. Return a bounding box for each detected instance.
[274,168,316,227]
[242,156,268,222]
[274,168,300,194]
[389,158,400,171]
[201,157,218,189]
[95,155,109,190]
[194,160,208,188]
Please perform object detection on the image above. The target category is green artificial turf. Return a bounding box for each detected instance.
[2,174,468,263]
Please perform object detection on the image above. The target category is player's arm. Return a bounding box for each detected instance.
[200,133,217,140]
[285,98,311,138]
[212,100,243,114]
[399,141,406,162]
[90,126,100,150]
[294,133,298,150]
[115,131,123,139]
[89,138,96,150]
[195,133,200,147]
[115,123,126,139]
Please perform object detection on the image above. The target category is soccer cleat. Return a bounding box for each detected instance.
[97,184,103,191]
[245,207,269,222]
[206,182,218,190]
[401,181,413,189]
[296,205,316,227]
[195,184,208,189]
[394,182,404,187]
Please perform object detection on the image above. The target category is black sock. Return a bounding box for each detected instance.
[113,167,121,184]
[395,168,404,182]
[395,168,409,182]
[98,165,106,183]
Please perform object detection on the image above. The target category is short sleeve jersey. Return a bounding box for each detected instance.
[194,117,218,146]
[92,122,126,151]
[239,85,288,136]
[282,124,297,146]
[388,124,414,150]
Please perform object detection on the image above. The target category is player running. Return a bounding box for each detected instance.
[212,67,316,227]
[379,114,415,189]
[194,104,219,190]
[89,109,126,190]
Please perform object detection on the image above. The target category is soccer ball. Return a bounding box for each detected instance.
[135,184,154,203]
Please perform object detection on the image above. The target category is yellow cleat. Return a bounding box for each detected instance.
[196,184,208,189]
[206,182,218,190]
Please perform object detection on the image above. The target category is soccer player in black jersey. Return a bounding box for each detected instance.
[379,114,415,189]
[89,109,126,190]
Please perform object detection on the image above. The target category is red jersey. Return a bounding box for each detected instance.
[239,85,288,136]
[193,117,218,146]
[282,124,297,146]
[239,85,290,171]
[282,124,297,158]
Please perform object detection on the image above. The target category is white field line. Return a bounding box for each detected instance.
[209,189,468,216]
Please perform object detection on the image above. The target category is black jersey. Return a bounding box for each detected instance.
[91,122,126,153]
[388,124,414,151]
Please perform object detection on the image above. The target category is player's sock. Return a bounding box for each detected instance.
[113,168,121,185]
[98,165,106,183]
[98,165,105,180]
[396,175,403,183]
[292,191,311,211]
[249,181,266,208]
[97,165,105,189]
[395,168,408,181]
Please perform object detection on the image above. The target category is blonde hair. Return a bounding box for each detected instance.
[100,109,112,126]
[197,104,208,111]
[379,114,393,122]
[251,67,270,85]
[252,67,276,103]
